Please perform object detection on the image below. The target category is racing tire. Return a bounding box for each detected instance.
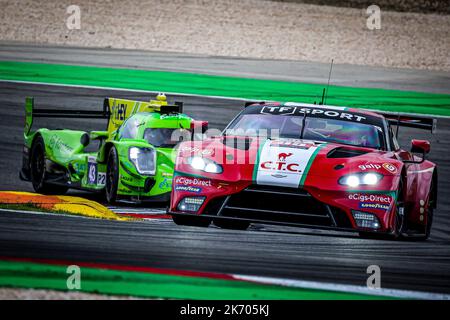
[359,213,404,240]
[172,215,211,227]
[105,146,119,204]
[30,136,68,195]
[214,218,250,230]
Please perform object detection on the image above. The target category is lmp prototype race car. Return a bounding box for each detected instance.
[20,94,207,203]
[169,102,438,240]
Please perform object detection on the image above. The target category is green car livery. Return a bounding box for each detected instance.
[20,94,207,203]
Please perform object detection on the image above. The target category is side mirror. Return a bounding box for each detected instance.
[404,139,430,164]
[90,130,109,141]
[191,120,208,133]
[411,139,430,154]
[190,120,209,141]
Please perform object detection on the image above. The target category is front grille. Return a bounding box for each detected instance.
[206,185,351,228]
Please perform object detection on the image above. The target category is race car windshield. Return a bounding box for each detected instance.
[226,114,384,149]
[144,128,190,147]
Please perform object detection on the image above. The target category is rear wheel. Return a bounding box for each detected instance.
[214,218,250,230]
[30,136,68,195]
[172,215,211,227]
[105,147,119,204]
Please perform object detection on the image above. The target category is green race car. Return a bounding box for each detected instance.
[20,94,207,203]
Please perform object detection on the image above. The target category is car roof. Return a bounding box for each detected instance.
[283,102,385,119]
[243,102,385,122]
[246,101,382,118]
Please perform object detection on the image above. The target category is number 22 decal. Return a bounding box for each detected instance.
[98,173,106,185]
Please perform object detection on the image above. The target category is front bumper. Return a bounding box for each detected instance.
[117,160,173,201]
[169,179,397,233]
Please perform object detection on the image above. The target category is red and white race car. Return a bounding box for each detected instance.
[168,102,437,240]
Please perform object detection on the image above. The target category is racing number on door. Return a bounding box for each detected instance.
[98,173,106,186]
[87,162,98,185]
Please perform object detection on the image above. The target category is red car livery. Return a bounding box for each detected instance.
[168,102,438,240]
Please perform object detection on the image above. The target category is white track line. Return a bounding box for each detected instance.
[0,207,168,223]
[0,208,91,220]
[107,207,166,214]
[107,207,166,213]
[233,275,450,300]
[141,218,172,223]
[2,79,449,119]
[0,79,247,102]
[0,208,167,226]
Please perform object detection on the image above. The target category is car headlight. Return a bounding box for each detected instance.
[177,197,205,212]
[129,147,156,175]
[352,210,381,229]
[339,173,383,187]
[187,156,223,174]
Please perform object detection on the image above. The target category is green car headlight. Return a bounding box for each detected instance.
[129,147,156,175]
[188,156,223,174]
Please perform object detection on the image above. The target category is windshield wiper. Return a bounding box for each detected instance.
[158,143,176,148]
[300,109,307,139]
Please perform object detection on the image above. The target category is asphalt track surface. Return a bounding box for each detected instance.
[1,81,450,295]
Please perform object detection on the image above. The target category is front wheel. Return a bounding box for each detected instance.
[359,185,405,240]
[359,208,404,240]
[105,147,119,204]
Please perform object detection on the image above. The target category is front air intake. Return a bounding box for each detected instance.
[327,147,370,158]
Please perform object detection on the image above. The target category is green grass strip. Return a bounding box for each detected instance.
[0,260,389,300]
[0,61,449,116]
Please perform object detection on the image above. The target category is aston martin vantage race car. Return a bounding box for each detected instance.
[20,94,207,203]
[168,102,437,240]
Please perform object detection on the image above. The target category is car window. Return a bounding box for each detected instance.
[119,117,140,139]
[303,117,383,149]
[227,114,384,149]
[144,128,190,147]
